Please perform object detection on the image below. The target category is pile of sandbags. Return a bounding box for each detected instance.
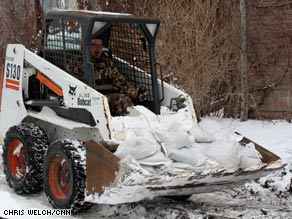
[112,107,263,172]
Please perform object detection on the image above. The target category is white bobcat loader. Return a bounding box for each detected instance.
[0,10,284,212]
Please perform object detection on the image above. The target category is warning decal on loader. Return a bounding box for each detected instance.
[5,78,19,91]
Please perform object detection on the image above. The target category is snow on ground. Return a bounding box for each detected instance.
[1,117,292,218]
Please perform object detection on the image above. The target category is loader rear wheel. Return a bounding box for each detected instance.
[43,139,92,213]
[2,123,48,194]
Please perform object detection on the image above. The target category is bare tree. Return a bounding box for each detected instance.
[240,0,248,121]
[102,0,239,118]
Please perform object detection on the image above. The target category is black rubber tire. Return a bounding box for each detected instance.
[2,123,48,194]
[43,139,92,213]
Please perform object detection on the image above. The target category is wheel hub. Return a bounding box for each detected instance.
[64,171,71,183]
[48,155,71,200]
[8,139,26,180]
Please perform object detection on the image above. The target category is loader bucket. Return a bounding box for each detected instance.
[85,136,284,205]
[85,140,120,195]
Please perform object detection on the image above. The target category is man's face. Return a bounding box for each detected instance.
[90,39,103,58]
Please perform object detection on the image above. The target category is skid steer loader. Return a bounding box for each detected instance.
[0,10,285,212]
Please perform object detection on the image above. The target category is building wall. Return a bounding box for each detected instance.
[246,1,292,119]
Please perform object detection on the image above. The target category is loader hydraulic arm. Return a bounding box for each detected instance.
[36,72,63,97]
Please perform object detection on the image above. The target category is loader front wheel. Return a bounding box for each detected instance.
[43,139,92,213]
[3,123,48,194]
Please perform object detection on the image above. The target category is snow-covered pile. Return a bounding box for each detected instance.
[110,106,263,173]
[250,164,292,196]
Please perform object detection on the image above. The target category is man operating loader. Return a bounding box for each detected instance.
[69,38,145,116]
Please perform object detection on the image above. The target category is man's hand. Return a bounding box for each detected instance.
[138,86,146,94]
[137,86,146,102]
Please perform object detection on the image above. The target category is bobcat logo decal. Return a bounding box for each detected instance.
[69,85,77,96]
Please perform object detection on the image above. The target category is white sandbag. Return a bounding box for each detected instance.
[140,165,157,174]
[197,117,222,137]
[240,143,262,169]
[158,108,194,131]
[189,124,215,143]
[169,147,208,167]
[155,130,193,150]
[153,120,194,150]
[114,137,161,160]
[197,138,242,169]
[110,115,150,141]
[167,120,188,131]
[161,162,196,174]
[169,162,195,170]
[138,151,172,166]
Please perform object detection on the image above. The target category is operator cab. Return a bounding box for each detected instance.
[38,10,161,114]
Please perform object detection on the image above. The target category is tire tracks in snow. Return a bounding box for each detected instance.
[189,193,292,219]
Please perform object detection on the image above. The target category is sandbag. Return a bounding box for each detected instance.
[169,162,195,170]
[197,138,242,169]
[155,130,193,150]
[114,136,161,160]
[154,121,194,150]
[240,143,262,169]
[138,151,172,166]
[169,147,208,167]
[189,124,215,143]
